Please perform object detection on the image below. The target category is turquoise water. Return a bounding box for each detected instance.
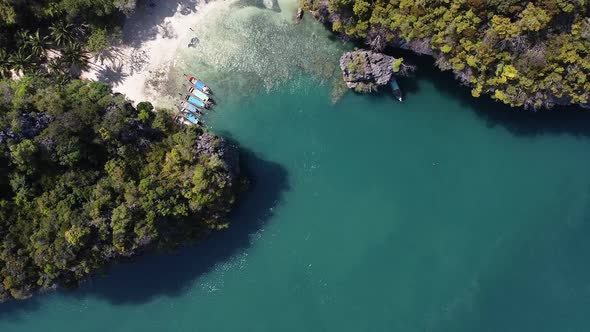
[4,64,590,331]
[5,3,590,331]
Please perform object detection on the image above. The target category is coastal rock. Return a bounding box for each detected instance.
[295,8,304,23]
[339,50,396,92]
[196,132,241,178]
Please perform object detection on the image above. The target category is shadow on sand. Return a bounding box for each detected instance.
[122,0,200,49]
[0,147,289,317]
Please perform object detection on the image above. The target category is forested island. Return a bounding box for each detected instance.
[0,78,243,301]
[2,0,590,304]
[303,0,590,110]
[0,1,245,301]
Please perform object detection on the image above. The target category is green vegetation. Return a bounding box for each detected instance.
[0,0,133,80]
[0,78,243,301]
[345,52,367,75]
[392,57,403,73]
[304,0,590,109]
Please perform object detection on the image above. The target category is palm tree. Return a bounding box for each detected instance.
[0,48,10,78]
[15,30,30,48]
[27,30,51,58]
[43,58,70,85]
[46,58,65,75]
[9,48,33,75]
[49,22,75,46]
[60,42,90,76]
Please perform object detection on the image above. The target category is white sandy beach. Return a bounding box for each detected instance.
[81,0,220,106]
[81,0,343,106]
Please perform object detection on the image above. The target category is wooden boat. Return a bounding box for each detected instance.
[174,114,193,126]
[182,111,201,126]
[180,93,209,109]
[184,74,211,94]
[183,84,210,102]
[177,102,202,115]
[390,78,403,102]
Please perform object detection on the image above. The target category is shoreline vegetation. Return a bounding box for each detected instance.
[1,0,589,303]
[303,0,590,110]
[0,1,246,301]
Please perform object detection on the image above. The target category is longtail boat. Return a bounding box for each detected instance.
[183,84,210,101]
[184,74,211,94]
[177,102,202,115]
[179,93,208,109]
[182,111,201,125]
[174,114,192,126]
[390,78,403,102]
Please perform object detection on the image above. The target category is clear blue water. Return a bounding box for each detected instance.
[4,64,590,331]
[4,3,590,331]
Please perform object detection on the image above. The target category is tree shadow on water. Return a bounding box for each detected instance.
[66,147,289,305]
[386,49,590,138]
[0,148,288,314]
[0,296,41,322]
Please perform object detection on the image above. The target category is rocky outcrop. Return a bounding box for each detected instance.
[295,7,304,23]
[339,50,397,93]
[197,132,241,178]
[307,2,589,109]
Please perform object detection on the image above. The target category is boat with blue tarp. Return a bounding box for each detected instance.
[181,111,201,125]
[183,84,211,102]
[176,104,200,116]
[178,101,203,114]
[180,93,210,109]
[184,74,211,94]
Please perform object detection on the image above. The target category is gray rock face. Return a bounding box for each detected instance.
[339,50,397,92]
[196,132,240,178]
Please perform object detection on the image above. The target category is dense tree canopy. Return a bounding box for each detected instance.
[0,78,243,301]
[0,0,134,80]
[304,0,590,109]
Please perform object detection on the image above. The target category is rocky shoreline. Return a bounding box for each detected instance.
[303,0,590,110]
[339,50,413,93]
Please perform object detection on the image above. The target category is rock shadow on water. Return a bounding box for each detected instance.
[382,48,590,138]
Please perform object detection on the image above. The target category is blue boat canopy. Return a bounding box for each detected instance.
[195,80,206,89]
[183,112,199,125]
[188,96,205,108]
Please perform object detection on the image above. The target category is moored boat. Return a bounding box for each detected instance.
[177,102,203,115]
[390,78,403,102]
[180,93,209,109]
[183,84,210,102]
[184,74,211,94]
[182,111,201,125]
[174,114,193,126]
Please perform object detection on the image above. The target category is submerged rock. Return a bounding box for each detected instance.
[339,50,396,93]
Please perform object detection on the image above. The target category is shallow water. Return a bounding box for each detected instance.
[4,2,590,331]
